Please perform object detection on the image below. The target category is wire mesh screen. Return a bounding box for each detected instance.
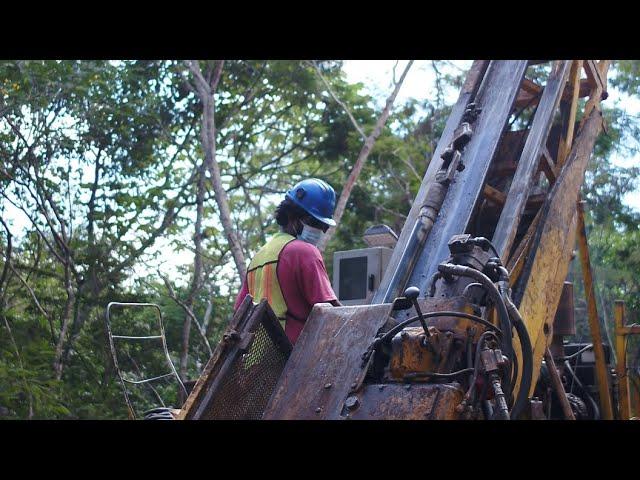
[201,321,289,420]
[180,298,292,420]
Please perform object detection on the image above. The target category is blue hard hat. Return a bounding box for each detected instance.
[286,178,337,227]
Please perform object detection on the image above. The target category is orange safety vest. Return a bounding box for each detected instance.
[246,232,295,329]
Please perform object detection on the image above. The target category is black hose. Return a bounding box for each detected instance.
[437,264,512,354]
[559,344,593,361]
[427,271,443,297]
[380,311,502,344]
[564,360,601,420]
[510,339,519,398]
[142,407,175,420]
[438,263,514,401]
[502,290,534,420]
[459,331,501,414]
[404,367,475,380]
[511,315,533,418]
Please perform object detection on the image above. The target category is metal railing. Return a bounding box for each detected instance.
[105,302,187,419]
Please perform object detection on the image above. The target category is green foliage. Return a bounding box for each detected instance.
[1,60,639,418]
[570,61,640,355]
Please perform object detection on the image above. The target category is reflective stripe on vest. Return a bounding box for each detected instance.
[246,232,295,328]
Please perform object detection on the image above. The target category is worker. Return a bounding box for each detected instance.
[234,178,341,344]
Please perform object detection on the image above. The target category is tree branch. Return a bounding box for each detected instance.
[184,60,247,279]
[0,217,12,297]
[307,60,367,141]
[317,60,414,251]
[160,273,213,358]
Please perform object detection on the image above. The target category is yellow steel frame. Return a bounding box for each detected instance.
[576,200,615,419]
[514,60,610,398]
[614,301,640,419]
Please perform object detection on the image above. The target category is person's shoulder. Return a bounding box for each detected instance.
[282,239,321,257]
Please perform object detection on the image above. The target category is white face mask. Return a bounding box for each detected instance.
[298,222,324,246]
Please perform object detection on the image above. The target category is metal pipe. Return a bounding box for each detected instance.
[615,300,631,419]
[576,200,614,419]
[543,347,575,420]
[373,60,490,305]
[377,184,446,303]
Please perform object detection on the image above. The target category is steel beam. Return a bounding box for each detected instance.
[615,300,631,420]
[513,108,604,397]
[373,60,490,305]
[492,61,571,261]
[405,60,528,297]
[576,200,614,419]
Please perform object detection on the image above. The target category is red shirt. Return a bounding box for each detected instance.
[234,239,337,344]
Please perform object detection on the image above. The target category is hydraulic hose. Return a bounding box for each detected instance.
[490,372,510,420]
[501,288,534,420]
[564,360,601,420]
[437,263,514,401]
[142,407,175,420]
[380,310,502,344]
[427,271,443,297]
[458,330,501,417]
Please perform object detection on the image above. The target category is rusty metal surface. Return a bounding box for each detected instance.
[388,297,491,380]
[513,107,604,398]
[177,296,254,419]
[492,61,571,260]
[615,301,631,419]
[553,282,576,336]
[178,297,291,420]
[405,60,528,297]
[388,327,439,379]
[263,302,393,420]
[576,201,614,419]
[390,296,491,381]
[347,383,464,420]
[373,60,490,305]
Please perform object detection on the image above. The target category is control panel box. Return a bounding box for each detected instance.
[332,247,393,306]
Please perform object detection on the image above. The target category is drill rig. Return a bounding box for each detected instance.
[171,60,619,420]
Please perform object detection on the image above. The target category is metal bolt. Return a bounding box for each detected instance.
[324,383,332,389]
[315,407,322,413]
[378,384,385,391]
[350,382,357,390]
[345,396,359,411]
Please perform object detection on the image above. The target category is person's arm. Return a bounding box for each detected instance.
[297,244,339,307]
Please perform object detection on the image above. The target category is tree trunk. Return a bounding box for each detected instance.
[201,94,247,279]
[53,262,74,380]
[186,60,247,280]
